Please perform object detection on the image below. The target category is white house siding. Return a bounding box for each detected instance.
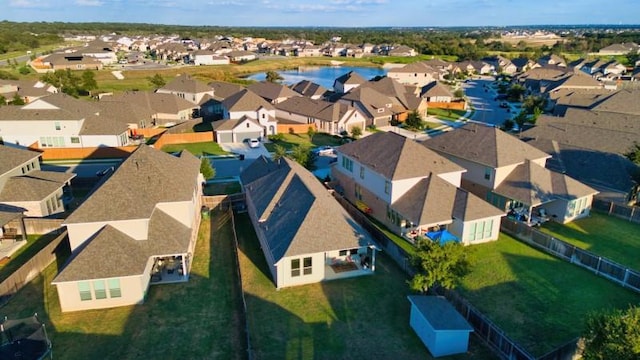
[194,55,230,65]
[0,119,84,148]
[459,215,502,245]
[390,177,425,204]
[80,133,129,148]
[276,252,326,288]
[156,200,196,228]
[66,218,149,252]
[543,196,592,224]
[339,111,366,135]
[275,110,311,125]
[388,72,434,87]
[335,154,392,204]
[55,275,146,312]
[436,171,464,188]
[0,158,40,189]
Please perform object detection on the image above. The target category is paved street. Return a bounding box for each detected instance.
[462,77,515,127]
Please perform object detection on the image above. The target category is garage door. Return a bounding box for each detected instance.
[217,132,233,144]
[236,131,262,143]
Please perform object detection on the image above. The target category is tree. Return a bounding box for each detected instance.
[624,142,640,165]
[265,70,283,83]
[10,93,25,105]
[506,84,526,102]
[583,306,640,360]
[41,69,82,97]
[18,66,31,75]
[453,88,464,98]
[200,157,215,180]
[350,125,362,139]
[0,95,6,107]
[307,126,316,140]
[272,144,287,161]
[408,237,470,294]
[81,70,98,95]
[290,144,316,171]
[147,73,166,89]
[405,110,425,131]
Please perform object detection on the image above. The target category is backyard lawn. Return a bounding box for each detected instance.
[161,141,228,156]
[263,133,344,152]
[427,108,467,121]
[459,233,640,356]
[0,209,244,359]
[538,212,640,270]
[203,181,242,195]
[234,213,495,360]
[0,233,61,283]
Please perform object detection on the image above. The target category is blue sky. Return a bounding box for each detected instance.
[3,0,640,27]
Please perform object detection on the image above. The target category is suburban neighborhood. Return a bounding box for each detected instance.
[0,16,639,360]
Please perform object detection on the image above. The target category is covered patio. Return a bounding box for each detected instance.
[150,254,189,284]
[324,245,378,281]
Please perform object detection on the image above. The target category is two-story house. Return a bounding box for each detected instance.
[241,156,377,289]
[213,89,278,143]
[156,74,214,105]
[52,145,203,312]
[423,124,598,224]
[387,62,439,87]
[332,132,504,245]
[275,96,366,135]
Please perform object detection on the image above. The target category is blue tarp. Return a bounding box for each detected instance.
[426,230,460,245]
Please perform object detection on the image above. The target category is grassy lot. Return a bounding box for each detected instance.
[204,181,242,195]
[459,233,639,356]
[0,209,244,359]
[427,108,467,121]
[538,212,640,270]
[161,141,228,156]
[234,213,494,360]
[263,133,343,152]
[0,233,61,283]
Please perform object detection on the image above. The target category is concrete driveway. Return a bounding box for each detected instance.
[462,78,516,127]
[220,142,271,159]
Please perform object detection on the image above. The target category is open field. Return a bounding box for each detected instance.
[486,37,564,47]
[539,212,640,270]
[460,233,639,356]
[0,209,244,360]
[234,212,495,360]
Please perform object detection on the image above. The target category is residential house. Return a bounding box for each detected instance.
[337,86,394,127]
[0,80,58,104]
[81,40,118,65]
[247,81,301,104]
[482,55,517,74]
[542,72,603,95]
[0,145,75,217]
[552,88,615,115]
[199,81,244,120]
[32,52,103,72]
[100,91,197,127]
[387,45,417,57]
[514,66,572,93]
[387,62,439,87]
[226,50,257,62]
[423,123,598,224]
[421,81,454,103]
[156,74,214,105]
[454,61,494,75]
[333,71,367,94]
[154,42,189,62]
[52,145,203,312]
[191,50,230,65]
[332,132,505,245]
[294,45,323,57]
[290,80,328,100]
[359,76,428,122]
[241,155,377,289]
[215,89,278,142]
[275,96,366,135]
[0,94,134,148]
[537,54,567,67]
[580,59,627,76]
[511,58,538,73]
[598,42,640,56]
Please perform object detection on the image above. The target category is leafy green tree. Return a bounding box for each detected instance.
[81,70,98,95]
[41,69,82,97]
[272,144,287,161]
[404,110,425,131]
[18,66,31,75]
[583,306,640,360]
[409,237,470,293]
[350,125,362,139]
[453,88,464,98]
[0,70,18,80]
[506,84,526,102]
[265,70,283,83]
[147,73,166,89]
[290,145,316,171]
[200,157,215,180]
[624,142,640,165]
[0,95,6,106]
[10,93,25,105]
[307,126,316,140]
[522,95,546,115]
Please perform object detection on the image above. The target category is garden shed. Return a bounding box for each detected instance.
[407,295,473,357]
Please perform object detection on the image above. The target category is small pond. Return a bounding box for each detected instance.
[245,66,387,90]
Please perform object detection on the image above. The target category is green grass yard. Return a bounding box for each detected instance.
[427,108,467,122]
[538,212,640,271]
[234,212,494,360]
[0,233,61,283]
[459,233,639,356]
[203,181,242,195]
[263,133,344,152]
[0,209,244,360]
[161,141,228,156]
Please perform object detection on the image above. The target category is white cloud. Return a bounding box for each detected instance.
[75,0,103,6]
[9,0,53,8]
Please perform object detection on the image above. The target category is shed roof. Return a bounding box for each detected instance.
[407,296,473,331]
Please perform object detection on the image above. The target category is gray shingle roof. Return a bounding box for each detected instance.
[160,74,212,94]
[242,156,371,262]
[421,81,453,98]
[207,81,245,102]
[423,123,550,168]
[591,89,640,116]
[53,208,192,282]
[247,81,300,103]
[0,93,98,122]
[337,132,464,180]
[222,89,274,112]
[0,170,75,202]
[275,97,354,123]
[494,160,597,206]
[407,295,473,331]
[335,71,367,86]
[0,208,23,227]
[290,80,328,98]
[212,116,261,131]
[64,145,200,224]
[0,145,40,175]
[101,91,196,115]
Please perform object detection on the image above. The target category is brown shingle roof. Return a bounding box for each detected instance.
[421,81,453,98]
[101,91,195,115]
[222,88,274,112]
[423,123,550,168]
[0,170,75,202]
[0,93,98,122]
[338,132,464,180]
[335,71,367,86]
[247,81,300,103]
[591,89,640,116]
[0,145,40,175]
[207,81,245,102]
[64,145,200,224]
[160,74,212,94]
[290,80,328,98]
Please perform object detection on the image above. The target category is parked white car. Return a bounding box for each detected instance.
[248,138,260,148]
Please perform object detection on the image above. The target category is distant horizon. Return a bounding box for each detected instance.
[4,0,640,28]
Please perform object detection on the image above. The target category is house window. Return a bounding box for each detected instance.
[339,250,348,256]
[359,166,365,179]
[384,181,390,195]
[108,279,121,298]
[355,184,362,200]
[55,122,61,131]
[341,156,353,172]
[93,280,107,299]
[303,257,312,275]
[246,123,250,128]
[71,137,80,144]
[484,167,491,181]
[78,281,92,301]
[261,113,265,119]
[291,259,300,277]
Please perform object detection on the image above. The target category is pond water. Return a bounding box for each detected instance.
[245,66,387,90]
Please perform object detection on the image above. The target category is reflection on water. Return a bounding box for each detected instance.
[246,66,387,90]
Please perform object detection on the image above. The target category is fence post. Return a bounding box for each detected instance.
[609,201,614,215]
[630,207,635,222]
[624,269,630,287]
[596,257,602,274]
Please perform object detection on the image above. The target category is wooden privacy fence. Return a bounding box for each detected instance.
[592,198,640,224]
[501,217,640,294]
[152,131,214,150]
[0,231,68,306]
[330,192,553,360]
[201,194,246,211]
[6,218,64,236]
[31,145,137,160]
